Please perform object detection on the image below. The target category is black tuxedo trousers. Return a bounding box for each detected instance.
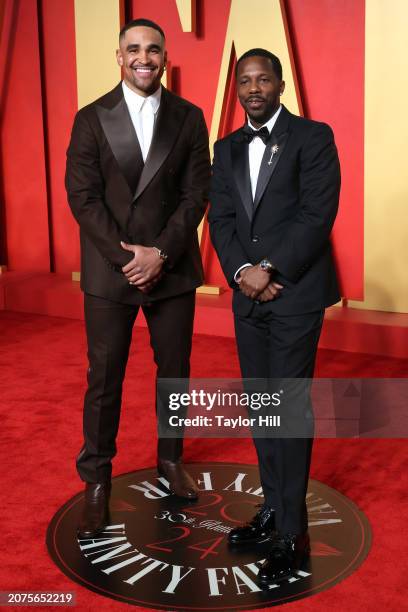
[77,291,195,483]
[234,306,324,535]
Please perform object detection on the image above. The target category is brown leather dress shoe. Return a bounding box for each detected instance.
[77,482,111,538]
[157,459,199,500]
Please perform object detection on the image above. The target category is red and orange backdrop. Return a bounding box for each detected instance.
[1,0,406,314]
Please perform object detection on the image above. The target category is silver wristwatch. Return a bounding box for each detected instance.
[259,259,275,273]
[153,247,168,262]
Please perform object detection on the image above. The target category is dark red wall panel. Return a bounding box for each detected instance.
[285,0,365,298]
[40,0,79,272]
[1,0,364,299]
[1,0,50,271]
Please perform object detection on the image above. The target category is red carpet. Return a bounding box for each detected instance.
[0,310,407,611]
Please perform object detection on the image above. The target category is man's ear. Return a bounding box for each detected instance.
[116,49,123,67]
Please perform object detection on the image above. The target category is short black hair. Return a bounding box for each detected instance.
[236,48,282,80]
[119,18,165,43]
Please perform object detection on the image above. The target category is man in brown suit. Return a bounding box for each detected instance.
[65,18,210,538]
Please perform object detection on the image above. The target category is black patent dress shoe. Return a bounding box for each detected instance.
[228,504,275,545]
[77,482,111,538]
[258,531,311,583]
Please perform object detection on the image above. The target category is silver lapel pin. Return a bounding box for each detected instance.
[268,144,279,166]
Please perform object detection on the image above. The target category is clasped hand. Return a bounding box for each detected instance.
[237,265,283,302]
[121,242,164,293]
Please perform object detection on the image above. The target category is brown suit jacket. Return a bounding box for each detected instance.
[65,83,210,304]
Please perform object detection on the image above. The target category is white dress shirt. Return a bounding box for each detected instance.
[234,105,282,281]
[248,105,282,199]
[122,81,161,161]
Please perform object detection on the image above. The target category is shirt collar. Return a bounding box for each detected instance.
[247,104,282,134]
[122,81,162,114]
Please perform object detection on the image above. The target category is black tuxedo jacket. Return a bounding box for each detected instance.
[208,105,341,316]
[65,83,210,305]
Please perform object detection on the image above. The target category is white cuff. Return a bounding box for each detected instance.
[234,263,252,282]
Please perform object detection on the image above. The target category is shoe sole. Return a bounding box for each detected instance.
[259,572,292,585]
[77,525,108,539]
[228,534,275,546]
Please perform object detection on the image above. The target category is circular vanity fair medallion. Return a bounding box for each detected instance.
[47,463,371,610]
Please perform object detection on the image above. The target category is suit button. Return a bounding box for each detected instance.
[132,203,137,208]
[161,200,167,206]
[251,235,260,243]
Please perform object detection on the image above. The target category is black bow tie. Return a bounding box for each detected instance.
[242,124,270,144]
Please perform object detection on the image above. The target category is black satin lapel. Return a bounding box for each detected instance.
[231,140,253,221]
[96,98,144,196]
[133,93,187,201]
[253,132,289,210]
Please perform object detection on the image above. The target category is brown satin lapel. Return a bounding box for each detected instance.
[95,95,144,197]
[133,88,188,201]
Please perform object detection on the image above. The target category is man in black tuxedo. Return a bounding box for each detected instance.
[65,19,210,537]
[208,48,340,582]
